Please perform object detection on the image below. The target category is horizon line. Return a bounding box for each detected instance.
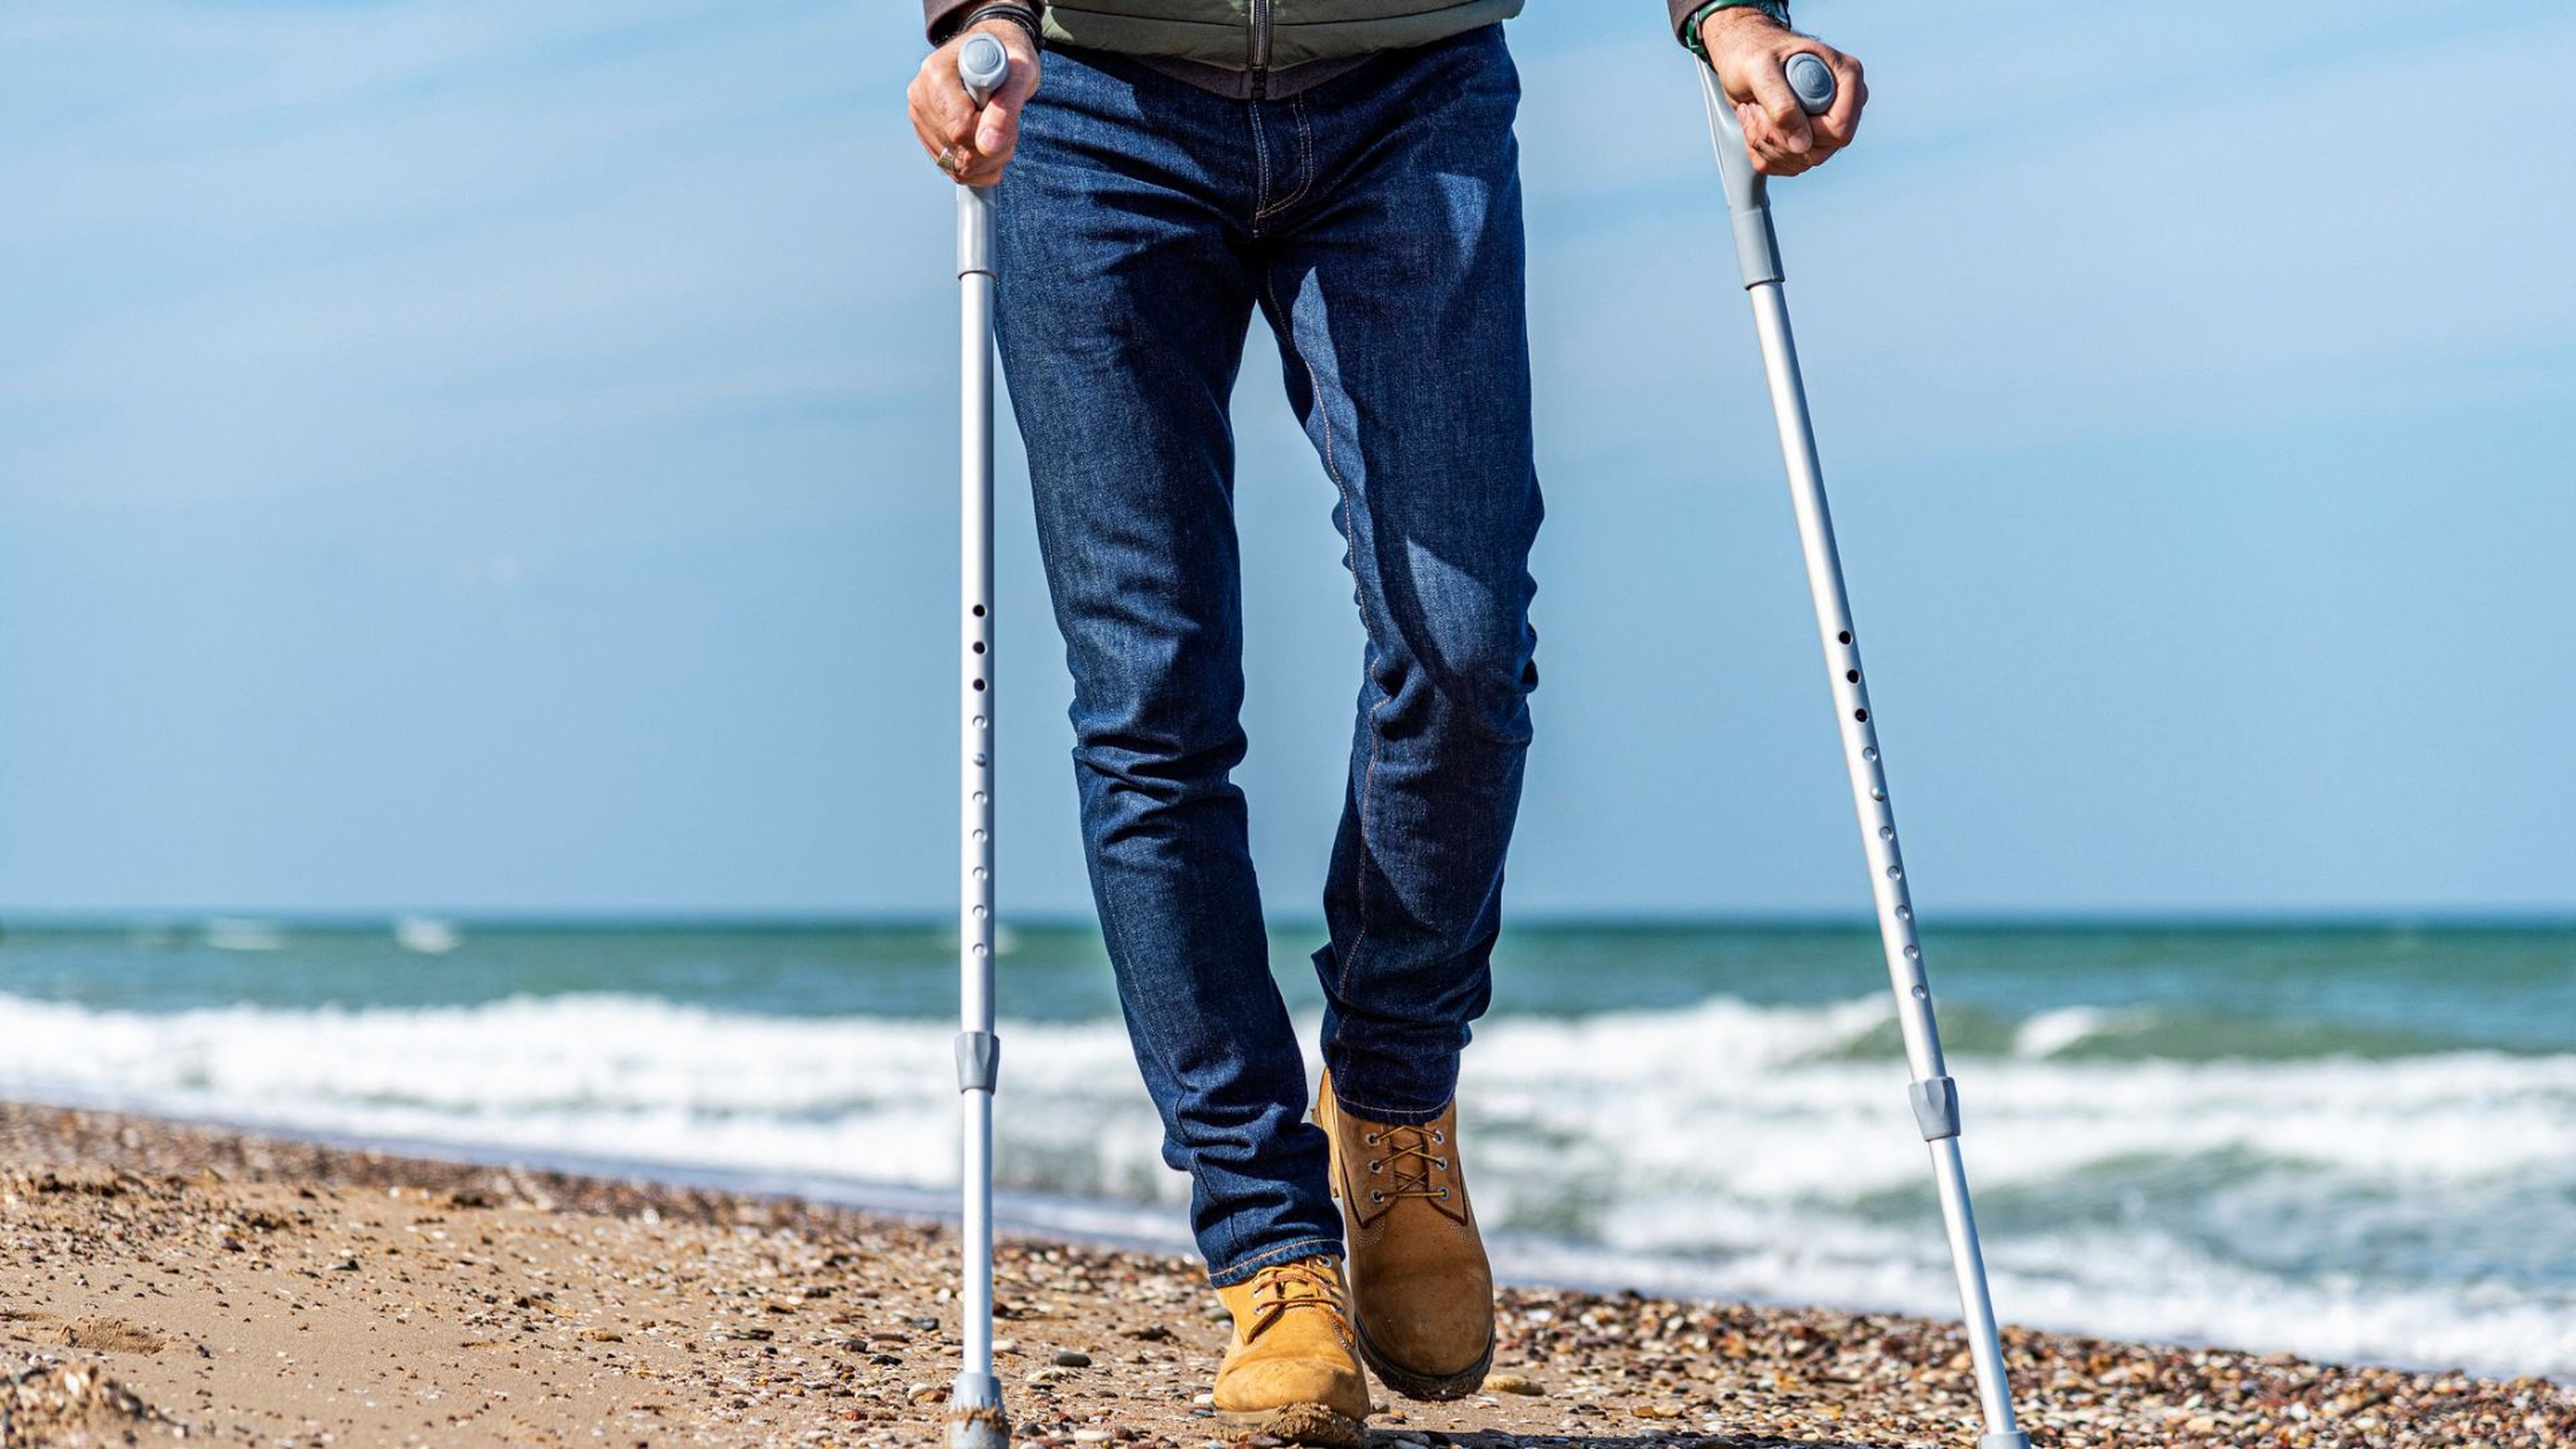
[3,909,2571,934]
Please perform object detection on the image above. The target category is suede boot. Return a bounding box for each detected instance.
[1210,1256,1370,1446]
[1313,1071,1495,1400]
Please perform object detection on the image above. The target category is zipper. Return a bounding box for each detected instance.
[1248,0,1271,98]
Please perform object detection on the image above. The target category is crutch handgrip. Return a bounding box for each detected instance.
[1784,52,1836,115]
[954,34,1008,272]
[958,32,1010,107]
[1697,52,1837,289]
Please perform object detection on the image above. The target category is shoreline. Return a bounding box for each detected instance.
[3,1102,2569,1447]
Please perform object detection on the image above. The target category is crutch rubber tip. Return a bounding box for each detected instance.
[1980,1433,2033,1449]
[947,1372,1011,1449]
[1785,52,1836,114]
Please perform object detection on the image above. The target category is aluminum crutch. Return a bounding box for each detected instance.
[947,28,1012,1449]
[1697,52,2031,1449]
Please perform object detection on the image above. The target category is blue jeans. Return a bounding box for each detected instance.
[994,27,1540,1287]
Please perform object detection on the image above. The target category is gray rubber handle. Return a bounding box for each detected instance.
[959,32,1008,106]
[1698,50,1839,291]
[1785,52,1836,115]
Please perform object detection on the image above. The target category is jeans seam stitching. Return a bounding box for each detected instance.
[1263,264,1389,1004]
[1256,95,1314,223]
[1248,101,1273,236]
[1259,262,1387,1008]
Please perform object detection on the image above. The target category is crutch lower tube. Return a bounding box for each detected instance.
[1697,54,2031,1449]
[948,30,1012,1449]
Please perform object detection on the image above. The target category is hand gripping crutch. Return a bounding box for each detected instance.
[1698,54,2031,1449]
[948,30,1012,1449]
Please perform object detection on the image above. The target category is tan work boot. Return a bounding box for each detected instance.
[1209,1256,1370,1446]
[1313,1071,1495,1400]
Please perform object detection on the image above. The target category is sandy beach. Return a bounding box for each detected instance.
[1,1102,2567,1448]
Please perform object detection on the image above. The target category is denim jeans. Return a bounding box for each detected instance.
[994,26,1540,1287]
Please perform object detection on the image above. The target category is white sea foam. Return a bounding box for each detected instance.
[2011,1004,2155,1058]
[1,989,2569,1378]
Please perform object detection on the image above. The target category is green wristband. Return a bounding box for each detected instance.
[1682,0,1792,62]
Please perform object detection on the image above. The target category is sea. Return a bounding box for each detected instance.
[1,919,2568,1381]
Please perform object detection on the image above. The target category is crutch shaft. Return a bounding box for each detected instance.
[1746,271,2029,1449]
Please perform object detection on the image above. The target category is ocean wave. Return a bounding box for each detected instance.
[0,989,2569,1377]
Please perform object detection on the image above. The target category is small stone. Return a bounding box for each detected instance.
[1485,1372,1546,1396]
[1052,1350,1093,1368]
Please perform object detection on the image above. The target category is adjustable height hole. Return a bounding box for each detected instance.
[1845,669,1860,683]
[972,605,986,617]
[973,679,986,691]
[1854,708,1868,722]
[973,641,986,654]
[1837,630,1852,644]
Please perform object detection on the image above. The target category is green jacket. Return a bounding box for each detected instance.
[1047,0,1522,70]
[926,0,1525,72]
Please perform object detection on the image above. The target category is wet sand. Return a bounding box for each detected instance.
[1,1102,2566,1447]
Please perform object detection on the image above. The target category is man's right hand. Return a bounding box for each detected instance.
[909,18,1043,189]
[1699,7,1866,177]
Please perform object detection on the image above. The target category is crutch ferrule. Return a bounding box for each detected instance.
[1909,1075,1960,1141]
[954,1030,1002,1093]
[945,1371,1011,1449]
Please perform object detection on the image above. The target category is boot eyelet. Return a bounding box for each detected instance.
[1431,1130,1445,1144]
[1363,1133,1379,1147]
[1366,1159,1381,1173]
[1434,1157,1448,1170]
[1368,1190,1384,1204]
[1437,1187,1452,1200]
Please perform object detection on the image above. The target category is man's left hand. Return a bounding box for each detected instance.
[1698,8,1868,176]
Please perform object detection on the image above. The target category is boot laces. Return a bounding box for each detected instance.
[1363,1122,1451,1205]
[1245,1257,1348,1342]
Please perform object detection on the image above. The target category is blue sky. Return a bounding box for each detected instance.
[0,1,2569,918]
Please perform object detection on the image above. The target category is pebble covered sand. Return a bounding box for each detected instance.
[1,1104,2567,1447]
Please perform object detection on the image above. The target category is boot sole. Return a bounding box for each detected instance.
[1353,1316,1495,1403]
[1210,1403,1366,1447]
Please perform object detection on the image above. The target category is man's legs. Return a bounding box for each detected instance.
[1256,28,1542,1125]
[993,48,1343,1287]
